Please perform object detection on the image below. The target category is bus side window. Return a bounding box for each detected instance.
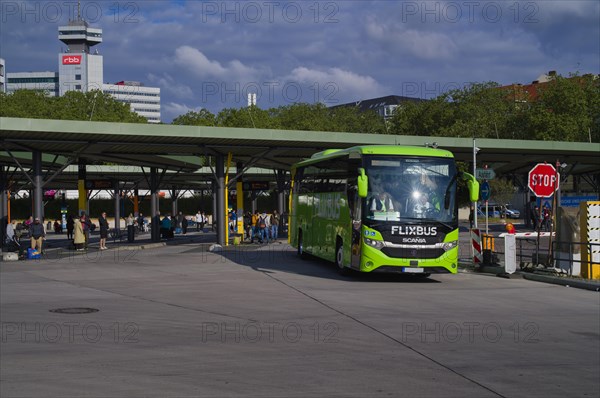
[348,183,357,218]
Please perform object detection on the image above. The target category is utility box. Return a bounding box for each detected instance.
[580,201,600,279]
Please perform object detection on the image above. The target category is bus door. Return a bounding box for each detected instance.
[302,166,318,254]
[349,183,362,269]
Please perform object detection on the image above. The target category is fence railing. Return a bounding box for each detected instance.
[477,233,599,277]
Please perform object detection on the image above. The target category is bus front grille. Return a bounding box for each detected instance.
[381,247,445,259]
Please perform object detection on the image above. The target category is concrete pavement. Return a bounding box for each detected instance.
[1,242,598,397]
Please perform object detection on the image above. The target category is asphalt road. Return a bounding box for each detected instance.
[1,242,598,397]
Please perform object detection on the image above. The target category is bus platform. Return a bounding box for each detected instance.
[1,229,217,261]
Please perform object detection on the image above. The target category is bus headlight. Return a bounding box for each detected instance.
[364,238,385,250]
[442,241,458,251]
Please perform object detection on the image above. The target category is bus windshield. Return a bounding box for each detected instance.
[364,156,458,224]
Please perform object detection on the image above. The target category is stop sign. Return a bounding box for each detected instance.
[528,163,559,197]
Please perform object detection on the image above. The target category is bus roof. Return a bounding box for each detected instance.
[296,145,454,167]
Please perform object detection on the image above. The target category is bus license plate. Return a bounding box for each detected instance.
[403,267,424,273]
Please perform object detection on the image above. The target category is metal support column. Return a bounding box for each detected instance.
[133,189,139,216]
[32,151,43,220]
[78,159,87,216]
[277,169,288,239]
[0,165,6,247]
[216,155,226,245]
[150,167,160,242]
[251,192,257,213]
[236,162,244,234]
[211,180,217,232]
[275,169,287,216]
[114,185,121,233]
[171,187,178,216]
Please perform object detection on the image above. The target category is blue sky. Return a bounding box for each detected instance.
[1,0,599,122]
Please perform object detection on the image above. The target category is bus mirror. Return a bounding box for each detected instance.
[358,168,368,198]
[461,172,479,202]
[469,180,479,202]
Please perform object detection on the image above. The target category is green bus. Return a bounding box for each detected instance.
[289,145,479,275]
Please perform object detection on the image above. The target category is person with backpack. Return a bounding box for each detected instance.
[270,210,280,241]
[259,212,270,244]
[161,214,173,239]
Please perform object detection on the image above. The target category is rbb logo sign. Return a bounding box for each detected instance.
[62,55,82,65]
[528,163,559,198]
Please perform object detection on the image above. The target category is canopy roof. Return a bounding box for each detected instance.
[1,117,599,184]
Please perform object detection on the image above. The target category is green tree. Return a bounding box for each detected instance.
[56,90,147,122]
[0,90,56,118]
[272,103,333,131]
[172,109,216,126]
[389,96,456,136]
[489,178,516,206]
[329,106,387,134]
[439,82,516,139]
[525,74,600,141]
[0,89,146,123]
[216,105,276,128]
[389,73,599,142]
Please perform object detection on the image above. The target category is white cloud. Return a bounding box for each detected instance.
[365,16,458,60]
[173,45,258,81]
[147,73,193,99]
[286,67,386,103]
[163,102,202,120]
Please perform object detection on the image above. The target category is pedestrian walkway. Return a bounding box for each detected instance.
[1,229,217,261]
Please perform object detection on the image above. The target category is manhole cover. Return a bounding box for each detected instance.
[49,308,99,314]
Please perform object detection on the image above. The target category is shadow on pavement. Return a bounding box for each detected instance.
[214,243,441,284]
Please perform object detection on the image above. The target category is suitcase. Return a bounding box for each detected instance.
[27,248,41,259]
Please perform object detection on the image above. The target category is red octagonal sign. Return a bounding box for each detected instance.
[528,163,559,198]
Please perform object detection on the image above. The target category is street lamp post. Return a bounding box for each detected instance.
[551,160,568,270]
[472,138,480,229]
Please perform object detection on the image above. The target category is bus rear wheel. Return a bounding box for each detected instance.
[336,239,350,276]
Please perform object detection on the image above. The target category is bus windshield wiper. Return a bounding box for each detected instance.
[398,217,426,222]
[399,217,454,229]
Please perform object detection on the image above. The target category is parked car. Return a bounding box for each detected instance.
[503,205,520,219]
[477,207,500,217]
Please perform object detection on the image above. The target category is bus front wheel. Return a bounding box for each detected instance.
[336,239,350,276]
[298,230,306,259]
